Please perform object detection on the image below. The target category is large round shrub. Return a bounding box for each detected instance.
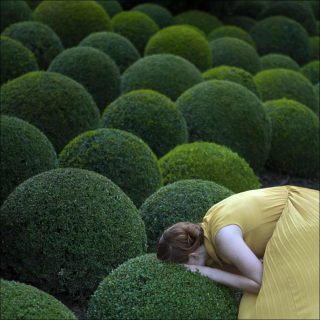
[79,31,140,73]
[254,68,319,114]
[2,21,63,69]
[140,180,234,252]
[111,11,159,54]
[301,60,320,84]
[264,98,319,177]
[0,279,76,320]
[97,0,123,17]
[209,37,260,74]
[33,0,111,48]
[48,47,120,111]
[0,36,38,85]
[250,16,311,65]
[159,142,261,193]
[0,115,57,205]
[0,71,100,151]
[0,168,147,301]
[310,36,320,60]
[59,128,161,207]
[101,89,188,157]
[223,15,256,32]
[145,25,212,71]
[260,53,300,71]
[121,54,203,101]
[87,254,238,320]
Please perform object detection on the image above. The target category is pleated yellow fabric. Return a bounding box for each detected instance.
[200,185,319,319]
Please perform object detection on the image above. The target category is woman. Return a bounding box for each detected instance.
[157,185,319,319]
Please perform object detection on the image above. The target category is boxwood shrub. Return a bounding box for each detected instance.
[260,53,300,71]
[310,36,320,60]
[97,0,123,17]
[301,60,320,84]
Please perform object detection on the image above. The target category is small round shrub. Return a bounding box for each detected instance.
[232,0,267,19]
[111,11,159,54]
[0,279,76,320]
[0,36,38,85]
[59,128,161,207]
[0,71,100,152]
[33,0,111,48]
[101,89,188,157]
[48,47,120,111]
[203,65,260,96]
[145,25,212,71]
[301,60,320,84]
[174,10,222,34]
[121,54,203,101]
[264,98,319,177]
[310,36,320,60]
[132,3,174,28]
[87,254,238,320]
[2,21,63,70]
[0,0,32,32]
[97,0,123,17]
[0,115,58,205]
[159,142,261,193]
[222,16,256,32]
[0,168,147,301]
[250,16,311,65]
[79,31,140,73]
[260,53,300,71]
[140,180,234,252]
[209,37,260,74]
[254,68,319,114]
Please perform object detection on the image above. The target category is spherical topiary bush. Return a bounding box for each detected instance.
[140,180,234,252]
[0,36,38,85]
[2,21,64,69]
[222,16,256,32]
[101,89,188,157]
[0,0,32,32]
[254,68,319,114]
[121,54,203,101]
[174,10,222,34]
[232,0,267,19]
[97,0,123,17]
[0,279,76,320]
[0,168,147,301]
[79,31,140,73]
[159,142,261,193]
[209,37,260,74]
[250,16,311,65]
[59,128,161,207]
[87,254,238,320]
[48,47,120,111]
[33,0,111,48]
[301,60,320,84]
[263,99,319,177]
[132,3,174,28]
[0,71,100,152]
[202,65,260,97]
[310,36,320,60]
[0,115,58,205]
[145,25,212,71]
[260,53,300,71]
[111,11,159,54]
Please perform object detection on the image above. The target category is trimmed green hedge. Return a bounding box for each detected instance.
[301,60,320,84]
[310,36,320,60]
[97,0,123,17]
[0,168,147,301]
[260,53,300,71]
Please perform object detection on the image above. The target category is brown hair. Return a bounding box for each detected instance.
[157,222,204,263]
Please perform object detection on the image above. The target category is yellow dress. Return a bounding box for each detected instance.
[200,185,319,319]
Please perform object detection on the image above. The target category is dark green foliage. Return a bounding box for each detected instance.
[176,80,270,172]
[101,89,188,157]
[222,16,256,32]
[310,36,320,60]
[250,16,311,65]
[111,11,159,54]
[0,279,76,320]
[25,0,41,9]
[0,71,100,152]
[260,53,300,71]
[59,128,161,207]
[33,0,111,48]
[264,98,319,177]
[0,115,57,205]
[121,54,203,101]
[48,46,120,111]
[232,0,267,19]
[87,254,238,320]
[2,21,63,69]
[0,36,38,85]
[145,25,212,71]
[0,168,147,301]
[310,0,319,19]
[79,31,140,73]
[301,60,320,84]
[209,37,260,74]
[254,68,319,114]
[140,180,234,252]
[97,0,123,17]
[159,142,261,193]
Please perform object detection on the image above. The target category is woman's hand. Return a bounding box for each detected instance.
[184,264,210,277]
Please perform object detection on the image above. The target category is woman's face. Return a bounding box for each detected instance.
[185,244,207,266]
